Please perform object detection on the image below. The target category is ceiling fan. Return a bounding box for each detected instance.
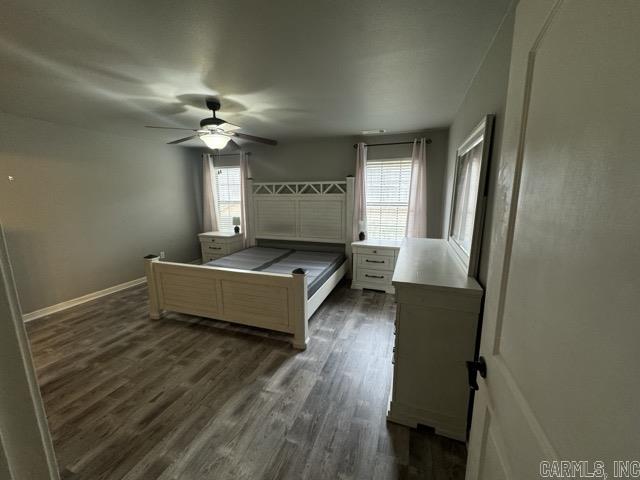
[145,98,277,150]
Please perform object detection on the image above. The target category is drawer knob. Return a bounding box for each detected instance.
[365,259,385,263]
[365,274,384,279]
[209,246,222,250]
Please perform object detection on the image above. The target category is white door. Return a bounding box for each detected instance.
[466,1,640,479]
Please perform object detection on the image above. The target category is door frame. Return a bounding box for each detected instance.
[0,223,60,479]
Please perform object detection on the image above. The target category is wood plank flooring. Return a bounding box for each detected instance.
[26,281,466,480]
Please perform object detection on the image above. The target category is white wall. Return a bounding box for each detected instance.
[441,5,516,285]
[0,111,202,313]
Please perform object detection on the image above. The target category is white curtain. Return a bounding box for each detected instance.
[239,152,255,247]
[202,153,219,233]
[406,138,428,238]
[352,142,368,241]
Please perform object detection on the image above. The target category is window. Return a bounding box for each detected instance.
[215,167,241,232]
[365,158,412,241]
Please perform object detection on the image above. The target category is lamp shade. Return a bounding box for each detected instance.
[200,133,231,150]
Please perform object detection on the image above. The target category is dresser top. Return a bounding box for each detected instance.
[198,231,242,238]
[351,239,403,249]
[392,238,483,296]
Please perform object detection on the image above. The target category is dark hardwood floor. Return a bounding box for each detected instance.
[26,281,466,480]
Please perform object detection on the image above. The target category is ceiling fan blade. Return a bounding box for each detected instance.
[218,121,241,132]
[145,125,197,131]
[167,135,199,145]
[232,132,278,146]
[227,138,241,150]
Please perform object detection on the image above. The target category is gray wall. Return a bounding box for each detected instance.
[441,5,516,286]
[214,128,449,238]
[0,111,202,313]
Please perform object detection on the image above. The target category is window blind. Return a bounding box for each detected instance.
[216,167,241,232]
[365,158,412,241]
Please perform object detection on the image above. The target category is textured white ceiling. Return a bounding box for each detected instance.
[0,0,511,144]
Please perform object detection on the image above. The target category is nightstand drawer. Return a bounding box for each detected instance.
[201,243,229,255]
[199,231,244,264]
[202,253,225,263]
[350,240,401,294]
[352,246,395,257]
[201,237,225,245]
[356,268,393,286]
[357,254,395,271]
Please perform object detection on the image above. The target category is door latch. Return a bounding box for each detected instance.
[466,356,487,391]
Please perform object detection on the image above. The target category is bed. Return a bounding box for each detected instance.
[144,179,354,349]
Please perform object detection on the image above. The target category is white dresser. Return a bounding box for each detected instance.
[350,239,402,294]
[388,238,483,441]
[198,231,244,263]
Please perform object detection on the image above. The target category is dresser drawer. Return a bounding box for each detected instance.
[352,246,395,257]
[357,254,395,271]
[356,268,393,286]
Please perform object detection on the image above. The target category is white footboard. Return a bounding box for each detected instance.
[144,256,309,349]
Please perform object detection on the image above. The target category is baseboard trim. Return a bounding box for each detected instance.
[387,400,466,442]
[22,258,202,323]
[22,277,147,323]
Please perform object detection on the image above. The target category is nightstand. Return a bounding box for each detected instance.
[198,231,244,263]
[350,239,402,294]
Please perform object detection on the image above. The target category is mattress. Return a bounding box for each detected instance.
[260,251,345,297]
[206,247,292,271]
[205,247,346,297]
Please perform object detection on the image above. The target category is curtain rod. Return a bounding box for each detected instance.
[352,140,432,149]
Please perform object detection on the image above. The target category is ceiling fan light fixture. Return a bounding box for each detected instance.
[145,98,277,147]
[200,133,231,150]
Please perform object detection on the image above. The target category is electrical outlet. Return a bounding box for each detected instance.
[159,251,166,259]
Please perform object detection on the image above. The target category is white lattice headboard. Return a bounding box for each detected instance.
[250,179,354,244]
